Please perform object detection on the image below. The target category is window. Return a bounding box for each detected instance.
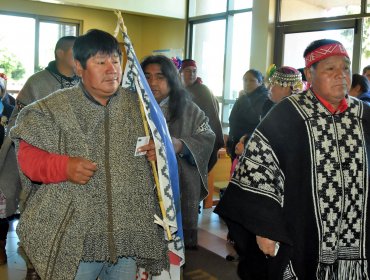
[0,13,80,93]
[227,12,252,100]
[187,0,253,129]
[0,15,35,92]
[360,17,370,72]
[231,0,253,10]
[191,20,226,97]
[188,0,227,17]
[283,29,354,69]
[275,1,370,75]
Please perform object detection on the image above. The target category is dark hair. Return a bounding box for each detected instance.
[54,36,76,58]
[141,55,190,122]
[297,68,307,81]
[243,69,263,83]
[303,39,343,69]
[351,73,370,94]
[363,65,370,75]
[73,29,122,69]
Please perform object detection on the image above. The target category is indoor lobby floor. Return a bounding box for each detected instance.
[0,207,236,280]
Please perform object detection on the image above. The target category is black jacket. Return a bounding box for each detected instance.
[227,85,268,159]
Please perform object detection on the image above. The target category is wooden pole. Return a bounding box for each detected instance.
[138,99,173,241]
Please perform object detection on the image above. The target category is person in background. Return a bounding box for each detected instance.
[0,73,15,265]
[227,69,268,160]
[179,58,224,171]
[16,35,78,109]
[362,65,370,81]
[216,38,370,279]
[261,65,304,118]
[0,35,78,280]
[142,55,215,249]
[10,29,169,280]
[349,73,370,104]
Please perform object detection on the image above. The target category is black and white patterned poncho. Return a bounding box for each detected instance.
[215,90,370,279]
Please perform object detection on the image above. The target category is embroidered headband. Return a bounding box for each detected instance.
[305,43,349,68]
[266,64,303,94]
[181,59,197,70]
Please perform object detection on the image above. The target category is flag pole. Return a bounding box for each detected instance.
[115,10,173,241]
[138,99,173,241]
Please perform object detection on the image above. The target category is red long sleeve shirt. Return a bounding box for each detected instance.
[18,140,68,184]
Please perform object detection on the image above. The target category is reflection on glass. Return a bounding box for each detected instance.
[189,0,227,17]
[231,0,253,10]
[361,18,370,73]
[192,20,226,97]
[228,12,252,100]
[280,0,361,22]
[0,15,35,91]
[283,29,354,70]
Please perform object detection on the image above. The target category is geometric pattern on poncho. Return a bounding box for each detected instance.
[195,121,211,135]
[290,90,368,264]
[232,130,285,206]
[283,261,298,280]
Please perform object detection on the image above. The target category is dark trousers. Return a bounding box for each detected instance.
[0,218,9,241]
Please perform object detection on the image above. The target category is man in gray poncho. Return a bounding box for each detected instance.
[11,29,168,279]
[141,55,215,249]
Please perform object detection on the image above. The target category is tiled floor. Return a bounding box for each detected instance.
[198,207,236,258]
[0,219,27,280]
[0,205,235,279]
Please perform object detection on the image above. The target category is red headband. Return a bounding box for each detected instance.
[181,60,197,69]
[305,43,349,68]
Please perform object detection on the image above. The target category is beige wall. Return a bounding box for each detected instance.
[0,0,186,60]
[250,0,276,74]
[31,0,187,19]
[43,0,186,19]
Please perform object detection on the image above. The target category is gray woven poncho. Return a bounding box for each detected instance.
[10,84,168,279]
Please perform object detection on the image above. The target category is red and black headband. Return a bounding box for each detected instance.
[304,43,349,68]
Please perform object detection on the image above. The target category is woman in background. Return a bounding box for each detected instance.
[261,65,303,118]
[227,69,268,160]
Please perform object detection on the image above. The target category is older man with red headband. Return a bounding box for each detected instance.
[215,38,370,279]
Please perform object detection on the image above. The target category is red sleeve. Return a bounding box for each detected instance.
[18,140,69,184]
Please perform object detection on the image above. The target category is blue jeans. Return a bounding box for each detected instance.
[74,257,137,280]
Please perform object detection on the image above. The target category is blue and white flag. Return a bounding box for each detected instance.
[114,11,184,278]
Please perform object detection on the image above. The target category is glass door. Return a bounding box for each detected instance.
[274,19,361,73]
